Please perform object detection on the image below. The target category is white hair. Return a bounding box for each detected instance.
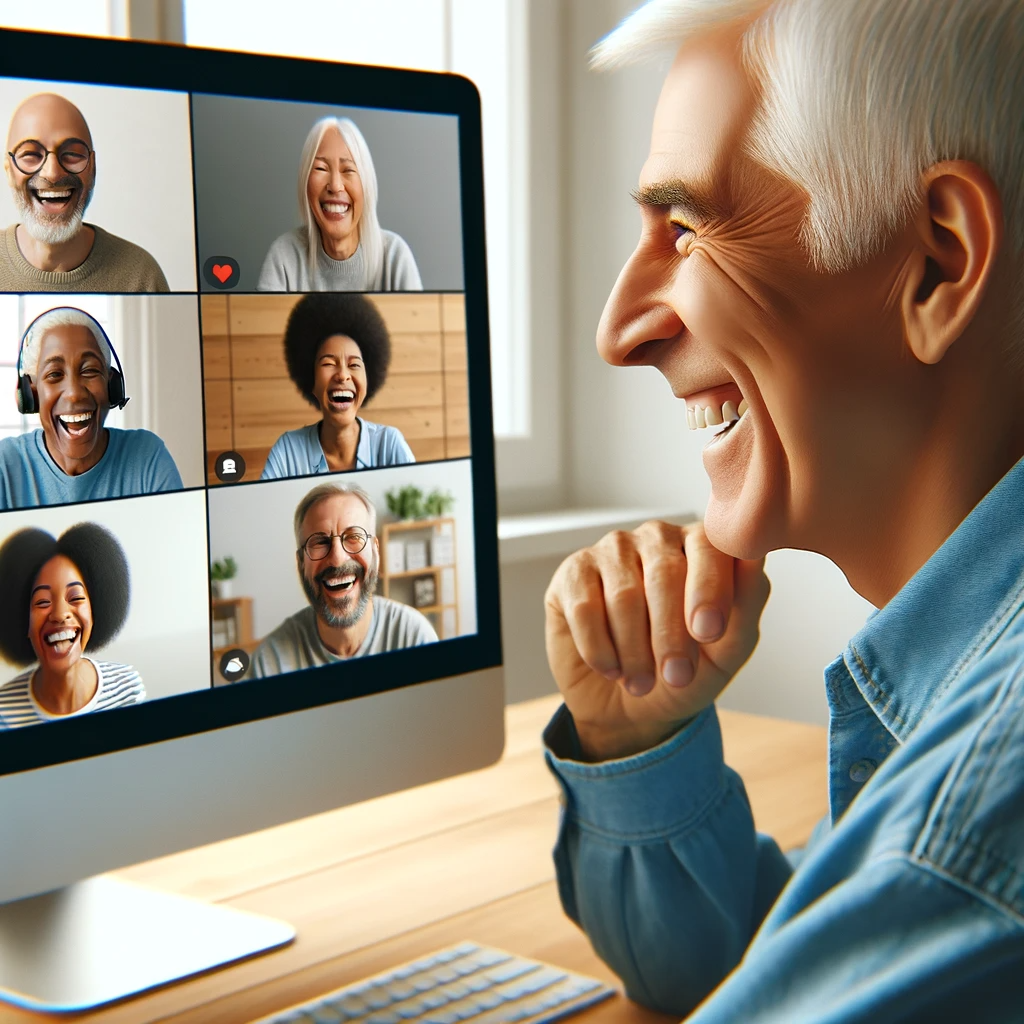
[294,482,378,549]
[21,307,110,380]
[298,116,384,290]
[593,0,1024,334]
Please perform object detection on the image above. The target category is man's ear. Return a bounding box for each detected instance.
[900,160,1003,365]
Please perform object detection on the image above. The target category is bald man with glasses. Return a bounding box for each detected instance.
[248,482,438,680]
[1,93,168,292]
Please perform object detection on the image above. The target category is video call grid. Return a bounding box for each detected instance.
[0,73,481,727]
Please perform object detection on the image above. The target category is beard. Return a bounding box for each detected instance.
[12,171,94,245]
[302,555,378,629]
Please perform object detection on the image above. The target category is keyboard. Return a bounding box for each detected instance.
[254,942,616,1024]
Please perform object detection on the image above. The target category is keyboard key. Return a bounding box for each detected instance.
[366,1014,400,1024]
[472,950,510,968]
[412,976,438,993]
[424,1013,460,1024]
[455,943,479,955]
[337,997,368,1016]
[433,967,459,984]
[454,960,481,976]
[488,962,537,984]
[365,989,393,1010]
[396,1003,424,1019]
[389,983,415,1000]
[464,976,491,993]
[435,950,461,963]
[420,992,449,1009]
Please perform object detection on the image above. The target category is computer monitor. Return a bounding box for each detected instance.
[0,27,504,1011]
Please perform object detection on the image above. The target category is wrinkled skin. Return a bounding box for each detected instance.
[546,21,1023,760]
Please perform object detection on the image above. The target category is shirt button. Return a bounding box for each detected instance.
[849,759,877,783]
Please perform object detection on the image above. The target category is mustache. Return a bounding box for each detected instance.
[316,560,365,585]
[26,171,83,193]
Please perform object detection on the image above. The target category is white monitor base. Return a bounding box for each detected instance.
[0,876,295,1011]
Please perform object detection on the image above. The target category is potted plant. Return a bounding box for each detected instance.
[211,556,238,599]
[385,485,425,520]
[423,489,455,517]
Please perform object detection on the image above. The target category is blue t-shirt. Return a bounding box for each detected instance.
[261,418,416,480]
[0,427,183,510]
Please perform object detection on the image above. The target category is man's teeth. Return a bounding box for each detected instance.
[35,189,73,199]
[687,399,748,431]
[46,629,77,644]
[60,413,92,423]
[330,390,355,402]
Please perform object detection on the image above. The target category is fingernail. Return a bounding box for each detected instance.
[663,657,694,688]
[624,674,655,697]
[692,606,724,642]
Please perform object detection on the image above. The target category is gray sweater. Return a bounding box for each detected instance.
[257,227,423,292]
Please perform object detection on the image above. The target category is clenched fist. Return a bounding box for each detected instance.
[545,520,770,761]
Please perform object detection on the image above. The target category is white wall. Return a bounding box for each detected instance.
[0,490,212,700]
[208,461,477,642]
[0,78,197,290]
[117,294,205,487]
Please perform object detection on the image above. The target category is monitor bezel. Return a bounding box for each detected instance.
[0,28,502,777]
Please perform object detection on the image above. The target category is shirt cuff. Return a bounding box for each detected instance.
[543,703,728,838]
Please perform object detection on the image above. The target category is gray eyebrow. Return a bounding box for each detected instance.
[631,179,728,223]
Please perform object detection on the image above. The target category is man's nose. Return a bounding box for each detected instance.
[596,251,684,367]
[40,150,63,181]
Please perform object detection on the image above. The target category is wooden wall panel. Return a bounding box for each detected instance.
[204,380,232,450]
[441,294,465,333]
[372,294,442,333]
[232,335,289,380]
[202,294,471,473]
[233,380,316,448]
[200,294,228,336]
[390,333,443,373]
[364,373,444,413]
[202,338,230,382]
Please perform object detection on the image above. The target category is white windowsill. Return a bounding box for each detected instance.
[497,508,697,564]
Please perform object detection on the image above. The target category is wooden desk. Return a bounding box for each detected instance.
[1,697,828,1024]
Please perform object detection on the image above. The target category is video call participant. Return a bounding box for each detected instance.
[257,116,423,292]
[0,307,183,510]
[542,0,1024,1019]
[261,294,416,480]
[249,482,437,679]
[1,93,169,293]
[0,522,144,729]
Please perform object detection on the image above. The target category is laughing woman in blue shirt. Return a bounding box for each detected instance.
[260,293,415,480]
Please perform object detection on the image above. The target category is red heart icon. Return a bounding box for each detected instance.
[212,264,233,283]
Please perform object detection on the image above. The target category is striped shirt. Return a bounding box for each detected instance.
[0,659,146,729]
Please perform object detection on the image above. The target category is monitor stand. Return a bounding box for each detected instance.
[0,875,295,1011]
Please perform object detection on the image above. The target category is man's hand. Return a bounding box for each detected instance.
[545,520,770,761]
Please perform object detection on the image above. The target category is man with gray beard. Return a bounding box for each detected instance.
[1,93,168,292]
[249,482,438,680]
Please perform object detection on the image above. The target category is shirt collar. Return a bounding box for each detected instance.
[307,419,368,472]
[840,455,1024,743]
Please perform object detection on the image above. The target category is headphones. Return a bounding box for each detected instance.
[16,306,129,415]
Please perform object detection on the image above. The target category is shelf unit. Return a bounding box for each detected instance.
[211,596,256,658]
[380,517,459,640]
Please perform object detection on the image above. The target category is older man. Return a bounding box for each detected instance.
[1,93,168,292]
[250,482,438,679]
[543,0,1024,1020]
[0,307,181,509]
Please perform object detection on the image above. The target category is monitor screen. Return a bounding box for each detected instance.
[0,30,501,775]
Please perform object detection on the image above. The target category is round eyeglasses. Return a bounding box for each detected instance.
[300,527,371,560]
[8,138,93,176]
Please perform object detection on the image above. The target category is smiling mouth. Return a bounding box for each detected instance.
[327,389,356,411]
[57,411,95,439]
[322,573,358,595]
[321,201,350,218]
[31,186,76,213]
[44,627,80,657]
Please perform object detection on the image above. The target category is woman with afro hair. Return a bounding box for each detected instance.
[0,522,145,729]
[261,293,416,480]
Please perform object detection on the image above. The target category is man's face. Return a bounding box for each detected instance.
[5,94,95,245]
[33,324,111,471]
[598,25,923,560]
[297,493,379,629]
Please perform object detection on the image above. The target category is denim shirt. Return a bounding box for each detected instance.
[260,418,415,480]
[544,456,1024,1022]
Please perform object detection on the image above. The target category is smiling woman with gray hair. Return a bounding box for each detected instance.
[257,116,423,292]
